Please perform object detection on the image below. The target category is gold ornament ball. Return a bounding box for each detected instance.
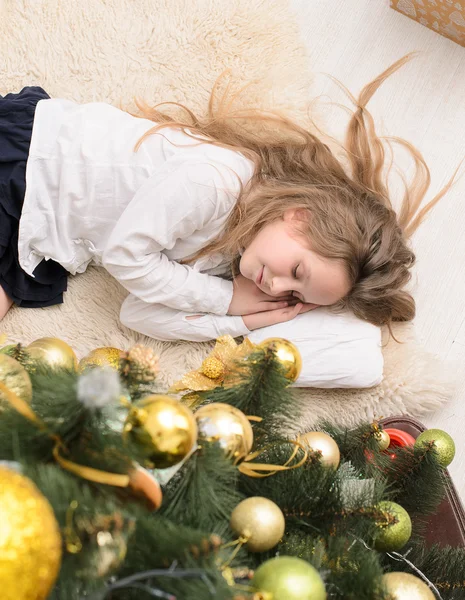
[27,337,78,371]
[258,338,302,382]
[124,395,197,469]
[0,466,62,600]
[252,556,327,600]
[195,402,253,461]
[79,347,124,372]
[300,431,341,468]
[0,353,33,407]
[414,428,456,468]
[381,572,435,600]
[374,501,412,552]
[374,429,391,451]
[230,497,285,552]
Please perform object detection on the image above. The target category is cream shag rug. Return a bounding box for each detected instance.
[0,0,455,430]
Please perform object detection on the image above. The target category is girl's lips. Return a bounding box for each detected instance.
[256,265,264,285]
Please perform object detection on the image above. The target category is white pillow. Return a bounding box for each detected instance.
[246,308,383,389]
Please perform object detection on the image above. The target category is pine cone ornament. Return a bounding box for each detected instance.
[126,345,159,382]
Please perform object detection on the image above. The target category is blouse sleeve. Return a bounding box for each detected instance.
[102,156,243,315]
[119,293,250,342]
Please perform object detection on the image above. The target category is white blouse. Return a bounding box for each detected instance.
[18,98,255,341]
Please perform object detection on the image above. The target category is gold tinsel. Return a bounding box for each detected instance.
[170,335,255,393]
[126,345,160,382]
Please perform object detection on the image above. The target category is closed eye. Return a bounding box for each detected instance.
[292,264,299,279]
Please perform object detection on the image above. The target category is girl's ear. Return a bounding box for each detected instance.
[283,208,309,222]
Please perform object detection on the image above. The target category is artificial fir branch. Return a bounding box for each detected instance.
[161,442,244,535]
[1,342,36,368]
[197,350,301,438]
[382,444,447,515]
[0,342,464,600]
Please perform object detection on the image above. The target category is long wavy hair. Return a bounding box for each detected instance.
[126,54,459,336]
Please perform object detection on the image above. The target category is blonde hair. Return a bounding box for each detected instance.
[127,54,459,335]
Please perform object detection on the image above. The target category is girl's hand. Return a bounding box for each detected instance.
[242,302,319,331]
[228,274,297,316]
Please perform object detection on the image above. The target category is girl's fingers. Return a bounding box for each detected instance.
[259,300,290,311]
[299,303,319,313]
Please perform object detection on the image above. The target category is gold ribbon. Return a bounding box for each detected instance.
[238,440,308,478]
[53,444,130,487]
[0,380,131,488]
[0,380,44,427]
[247,416,263,423]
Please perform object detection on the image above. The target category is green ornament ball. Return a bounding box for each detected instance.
[374,501,412,552]
[414,428,455,468]
[252,556,327,600]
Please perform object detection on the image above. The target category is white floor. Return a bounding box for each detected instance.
[291,0,465,502]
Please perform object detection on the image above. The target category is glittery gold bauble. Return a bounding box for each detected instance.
[257,338,302,382]
[124,395,197,469]
[79,347,124,373]
[414,428,456,468]
[126,344,159,381]
[200,356,225,379]
[381,572,435,600]
[27,337,78,371]
[0,466,62,600]
[299,431,341,468]
[252,556,327,600]
[374,501,412,551]
[195,402,253,461]
[230,497,285,552]
[0,353,33,408]
[374,429,391,451]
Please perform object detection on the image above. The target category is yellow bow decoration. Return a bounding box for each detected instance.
[0,380,130,488]
[169,335,256,393]
[238,440,308,478]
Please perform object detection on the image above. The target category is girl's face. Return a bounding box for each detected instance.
[239,209,351,306]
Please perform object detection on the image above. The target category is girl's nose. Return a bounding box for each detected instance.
[270,276,290,296]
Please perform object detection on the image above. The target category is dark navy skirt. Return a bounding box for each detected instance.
[0,86,68,307]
